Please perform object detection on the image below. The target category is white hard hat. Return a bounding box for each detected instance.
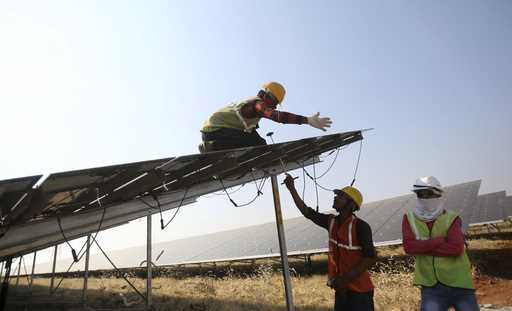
[412,176,443,194]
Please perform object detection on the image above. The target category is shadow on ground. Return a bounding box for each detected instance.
[6,283,332,311]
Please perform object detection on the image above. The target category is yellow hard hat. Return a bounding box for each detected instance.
[334,186,363,208]
[262,81,286,104]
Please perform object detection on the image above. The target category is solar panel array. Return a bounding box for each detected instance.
[468,191,507,225]
[41,179,501,273]
[504,196,512,219]
[0,131,364,260]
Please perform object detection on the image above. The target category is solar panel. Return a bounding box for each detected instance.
[42,180,482,271]
[504,196,512,219]
[0,175,42,225]
[470,191,507,225]
[0,131,364,260]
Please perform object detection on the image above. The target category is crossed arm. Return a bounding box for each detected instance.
[402,215,465,257]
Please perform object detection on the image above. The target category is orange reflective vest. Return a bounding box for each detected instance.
[328,214,374,292]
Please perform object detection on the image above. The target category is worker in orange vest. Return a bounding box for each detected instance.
[284,174,376,311]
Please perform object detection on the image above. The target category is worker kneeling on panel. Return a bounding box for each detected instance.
[199,81,332,153]
[402,176,479,311]
[284,174,376,311]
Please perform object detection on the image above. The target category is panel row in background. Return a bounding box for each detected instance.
[25,179,510,274]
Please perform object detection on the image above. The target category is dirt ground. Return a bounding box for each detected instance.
[475,275,512,306]
[470,237,512,307]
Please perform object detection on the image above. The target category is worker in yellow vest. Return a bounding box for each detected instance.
[199,81,332,152]
[284,174,376,311]
[402,176,479,311]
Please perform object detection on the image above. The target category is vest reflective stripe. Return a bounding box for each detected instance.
[408,211,430,241]
[327,215,374,292]
[407,210,474,289]
[329,217,362,250]
[201,97,262,133]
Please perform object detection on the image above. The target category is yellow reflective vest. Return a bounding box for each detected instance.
[201,97,262,133]
[407,210,474,289]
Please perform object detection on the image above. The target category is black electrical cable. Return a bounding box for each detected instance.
[93,239,147,303]
[53,190,108,293]
[201,184,245,198]
[160,187,189,230]
[233,176,268,208]
[301,160,306,201]
[218,172,268,208]
[350,140,363,186]
[316,148,341,179]
[56,216,79,262]
[298,161,334,192]
[312,158,320,212]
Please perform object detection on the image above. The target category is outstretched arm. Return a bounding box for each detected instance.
[253,102,308,124]
[242,101,332,131]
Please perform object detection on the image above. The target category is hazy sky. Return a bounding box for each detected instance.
[1,1,511,263]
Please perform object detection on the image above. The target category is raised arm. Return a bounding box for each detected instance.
[283,174,329,229]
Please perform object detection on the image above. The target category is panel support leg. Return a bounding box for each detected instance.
[270,175,295,311]
[82,235,91,305]
[49,245,58,295]
[146,214,152,310]
[29,252,37,292]
[15,257,21,289]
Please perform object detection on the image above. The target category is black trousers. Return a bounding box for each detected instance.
[201,128,267,151]
[334,290,374,311]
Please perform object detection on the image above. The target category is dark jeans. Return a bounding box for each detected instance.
[334,290,374,311]
[201,128,267,151]
[421,283,479,311]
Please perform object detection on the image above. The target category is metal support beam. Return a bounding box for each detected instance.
[270,175,295,311]
[29,252,37,290]
[0,258,12,311]
[49,245,58,295]
[0,262,4,279]
[15,257,21,289]
[146,214,152,310]
[82,235,91,305]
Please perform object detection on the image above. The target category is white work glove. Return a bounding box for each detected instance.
[307,112,332,131]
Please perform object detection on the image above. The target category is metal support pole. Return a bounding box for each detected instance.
[29,252,37,290]
[1,261,4,279]
[49,245,58,295]
[0,258,13,311]
[82,235,91,305]
[270,175,295,311]
[15,257,21,289]
[146,214,152,309]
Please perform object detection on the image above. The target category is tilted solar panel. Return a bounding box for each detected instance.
[470,191,507,225]
[504,196,512,219]
[0,131,364,259]
[0,175,42,227]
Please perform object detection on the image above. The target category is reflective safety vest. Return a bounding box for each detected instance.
[407,210,474,289]
[328,214,374,292]
[201,97,262,133]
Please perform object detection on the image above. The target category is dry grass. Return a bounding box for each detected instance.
[10,237,511,310]
[20,267,421,310]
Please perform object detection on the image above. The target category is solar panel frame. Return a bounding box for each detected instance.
[0,131,364,259]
